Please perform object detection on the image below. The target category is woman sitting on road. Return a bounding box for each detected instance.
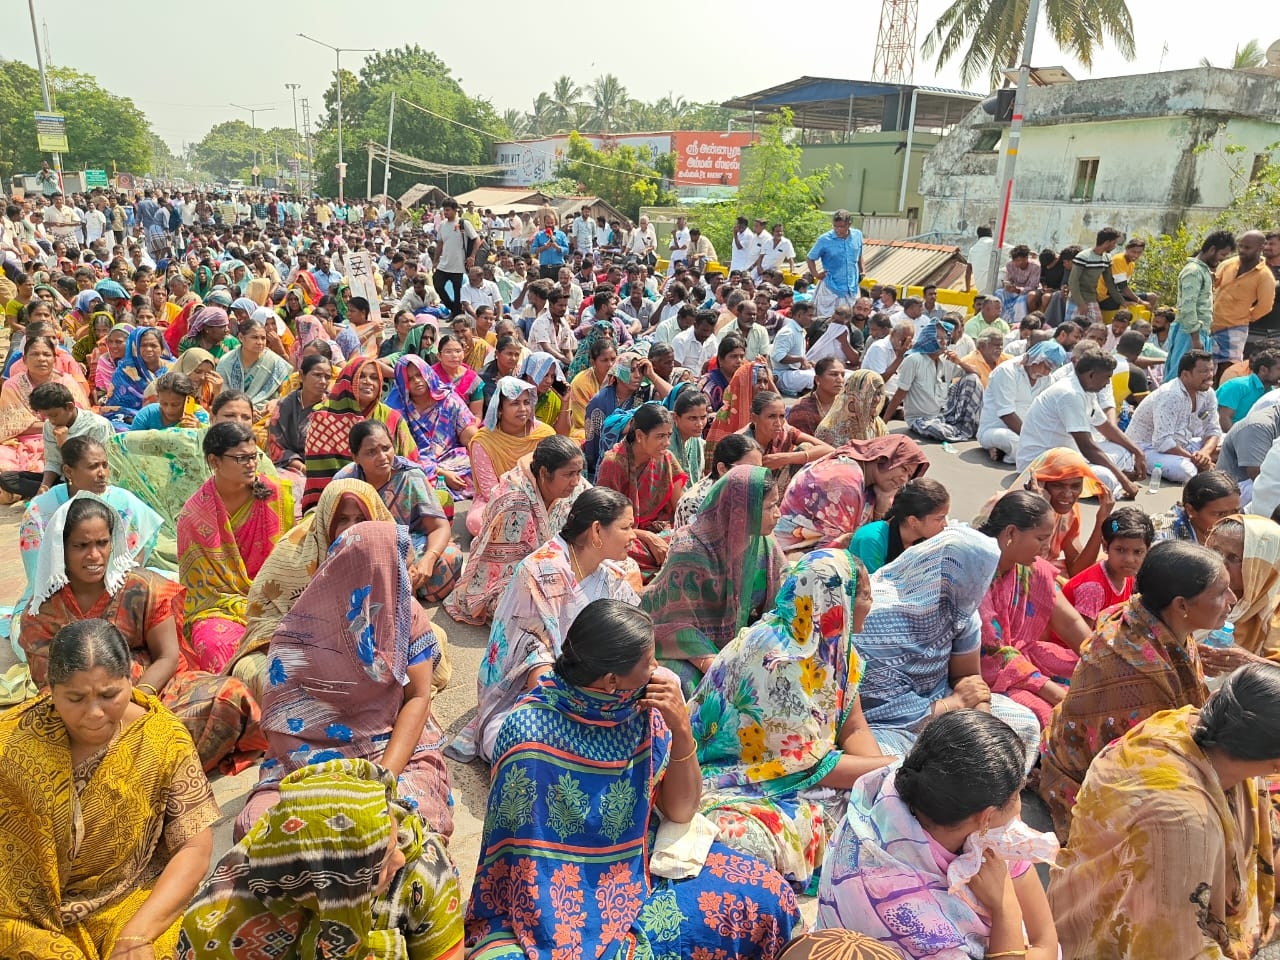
[1151,468,1242,543]
[673,432,764,530]
[1204,514,1280,661]
[848,477,950,574]
[786,357,846,436]
[1008,447,1115,576]
[466,376,556,536]
[816,368,889,445]
[214,315,293,409]
[385,354,478,509]
[740,390,833,486]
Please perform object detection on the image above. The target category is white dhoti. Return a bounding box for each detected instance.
[978,426,1020,458]
[1142,438,1206,484]
[806,323,850,363]
[775,367,816,396]
[812,280,857,320]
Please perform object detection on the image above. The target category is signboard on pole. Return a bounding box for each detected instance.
[34,112,69,153]
[346,250,379,305]
[83,170,108,188]
[673,131,755,187]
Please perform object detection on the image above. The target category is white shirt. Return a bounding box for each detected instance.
[436,217,477,273]
[530,313,577,356]
[862,336,896,376]
[628,225,655,257]
[83,207,108,243]
[770,317,808,373]
[1016,373,1110,470]
[669,227,690,262]
[1249,436,1280,519]
[979,357,1048,438]
[729,228,759,272]
[460,279,502,311]
[44,203,82,241]
[1124,377,1221,452]
[757,236,795,272]
[897,352,960,421]
[672,327,719,374]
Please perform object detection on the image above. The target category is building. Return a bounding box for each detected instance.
[493,134,676,187]
[721,77,983,238]
[919,67,1280,249]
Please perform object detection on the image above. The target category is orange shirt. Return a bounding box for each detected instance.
[1212,256,1276,331]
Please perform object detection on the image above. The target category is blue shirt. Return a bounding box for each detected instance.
[1216,373,1269,423]
[533,229,569,267]
[806,228,864,297]
[129,402,207,431]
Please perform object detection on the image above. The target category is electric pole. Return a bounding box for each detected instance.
[286,83,303,195]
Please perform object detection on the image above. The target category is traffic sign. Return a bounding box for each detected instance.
[34,112,68,153]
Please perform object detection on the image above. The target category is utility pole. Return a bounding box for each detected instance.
[286,82,303,195]
[382,93,396,200]
[297,34,374,204]
[230,103,276,188]
[301,99,315,195]
[27,0,62,189]
[366,143,374,201]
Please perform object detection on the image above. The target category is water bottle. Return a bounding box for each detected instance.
[1204,621,1236,648]
[1147,463,1162,494]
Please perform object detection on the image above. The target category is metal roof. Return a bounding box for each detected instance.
[722,76,984,132]
[861,239,967,289]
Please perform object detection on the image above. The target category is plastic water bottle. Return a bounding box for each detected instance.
[1204,621,1236,648]
[1147,463,1163,494]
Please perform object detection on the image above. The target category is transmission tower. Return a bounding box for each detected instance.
[872,0,918,84]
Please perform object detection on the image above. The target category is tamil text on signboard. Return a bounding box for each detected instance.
[673,132,755,187]
[34,112,69,154]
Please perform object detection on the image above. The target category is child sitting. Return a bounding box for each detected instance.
[128,371,207,431]
[1062,505,1155,625]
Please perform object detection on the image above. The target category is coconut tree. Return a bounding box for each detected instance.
[923,0,1137,89]
[527,92,555,137]
[501,108,529,139]
[587,74,630,133]
[548,75,583,133]
[1200,39,1266,69]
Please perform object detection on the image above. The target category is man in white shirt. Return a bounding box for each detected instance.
[729,216,758,274]
[44,194,83,244]
[529,288,577,366]
[571,208,595,254]
[1124,349,1221,483]
[83,199,108,246]
[434,197,479,315]
[672,310,720,375]
[627,216,656,264]
[555,267,583,316]
[861,319,912,387]
[667,216,690,276]
[771,300,816,395]
[977,341,1067,461]
[397,274,440,314]
[754,222,796,276]
[460,265,503,319]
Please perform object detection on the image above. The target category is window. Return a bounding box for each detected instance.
[1072,158,1099,201]
[974,130,1001,152]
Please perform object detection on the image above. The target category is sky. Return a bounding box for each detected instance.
[10,0,1278,154]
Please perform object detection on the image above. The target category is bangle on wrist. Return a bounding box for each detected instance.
[671,745,698,764]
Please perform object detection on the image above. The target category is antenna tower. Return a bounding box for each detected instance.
[872,0,918,84]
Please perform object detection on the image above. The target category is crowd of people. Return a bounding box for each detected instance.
[1,179,1280,960]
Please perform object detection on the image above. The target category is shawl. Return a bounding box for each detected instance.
[386,355,476,460]
[597,438,688,531]
[979,557,1064,723]
[568,367,603,438]
[30,493,138,616]
[258,522,440,788]
[444,457,589,626]
[180,758,463,960]
[471,380,556,479]
[1039,596,1209,840]
[855,527,1001,731]
[520,351,566,392]
[700,365,730,411]
[0,371,91,445]
[816,369,889,445]
[0,690,219,960]
[143,346,221,408]
[666,381,706,480]
[1049,707,1274,960]
[774,437,929,552]
[1224,514,1280,658]
[465,672,671,957]
[177,475,293,633]
[817,764,1004,958]
[215,345,293,407]
[234,479,393,666]
[302,358,417,512]
[432,360,481,404]
[398,321,438,364]
[1007,447,1103,563]
[641,466,786,661]
[245,276,272,307]
[332,457,443,552]
[566,319,616,380]
[706,359,771,449]
[107,327,171,420]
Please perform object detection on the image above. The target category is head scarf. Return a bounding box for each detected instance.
[187,306,229,339]
[94,279,128,302]
[474,377,554,476]
[245,277,272,307]
[779,931,906,960]
[205,287,234,309]
[566,319,616,380]
[386,354,450,413]
[520,351,565,388]
[817,369,889,445]
[30,493,136,612]
[325,356,385,418]
[1223,514,1280,657]
[1025,339,1069,370]
[908,321,944,355]
[402,319,438,361]
[229,296,258,316]
[73,289,103,315]
[36,283,71,313]
[642,465,787,663]
[482,376,536,430]
[1000,447,1103,562]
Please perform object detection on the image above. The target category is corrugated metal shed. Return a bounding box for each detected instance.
[861,239,967,288]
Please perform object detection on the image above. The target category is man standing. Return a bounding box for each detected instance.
[83,198,108,247]
[1252,231,1280,340]
[1166,230,1237,376]
[666,216,690,275]
[44,193,82,246]
[435,197,479,314]
[687,228,716,273]
[1124,349,1222,483]
[1067,227,1122,325]
[571,206,595,254]
[627,215,656,266]
[36,161,59,198]
[806,210,864,320]
[729,216,757,274]
[531,213,569,281]
[1211,230,1275,380]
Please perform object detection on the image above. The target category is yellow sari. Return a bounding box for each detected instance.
[568,368,602,441]
[0,690,219,960]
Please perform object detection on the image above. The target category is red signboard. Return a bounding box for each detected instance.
[673,131,756,187]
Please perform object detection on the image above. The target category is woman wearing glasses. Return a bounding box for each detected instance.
[177,422,294,673]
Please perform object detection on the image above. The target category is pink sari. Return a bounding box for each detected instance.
[177,476,294,673]
[979,557,1078,727]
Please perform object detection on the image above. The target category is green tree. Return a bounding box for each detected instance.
[548,75,583,133]
[923,0,1136,89]
[555,132,674,220]
[1200,39,1266,69]
[687,109,838,260]
[586,74,631,133]
[192,121,302,182]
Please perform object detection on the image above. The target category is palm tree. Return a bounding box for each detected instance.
[587,74,630,133]
[1200,39,1266,69]
[501,108,529,139]
[528,92,555,137]
[923,0,1136,89]
[548,75,583,133]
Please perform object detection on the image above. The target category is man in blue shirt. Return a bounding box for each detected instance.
[532,213,570,280]
[806,209,864,320]
[1216,348,1280,430]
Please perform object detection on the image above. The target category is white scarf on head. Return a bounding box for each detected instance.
[29,492,137,613]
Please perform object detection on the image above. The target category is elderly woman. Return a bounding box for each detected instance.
[105,327,171,424]
[177,304,239,358]
[466,376,556,537]
[386,354,478,506]
[815,368,889,446]
[214,314,293,408]
[444,435,587,627]
[92,322,132,402]
[1204,514,1280,662]
[0,619,218,959]
[741,390,833,484]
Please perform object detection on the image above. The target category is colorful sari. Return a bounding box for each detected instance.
[180,758,463,960]
[641,466,785,692]
[467,379,556,536]
[568,367,603,440]
[433,360,484,407]
[444,456,588,627]
[449,536,639,764]
[215,346,293,408]
[386,355,476,498]
[1039,596,1209,841]
[706,360,771,460]
[302,358,417,512]
[1009,447,1103,570]
[0,690,220,960]
[1049,707,1275,960]
[1224,514,1280,659]
[106,327,171,422]
[980,557,1077,727]
[241,522,453,840]
[690,548,867,889]
[815,369,888,445]
[773,437,929,552]
[466,672,801,959]
[597,439,688,574]
[0,371,91,474]
[178,475,293,673]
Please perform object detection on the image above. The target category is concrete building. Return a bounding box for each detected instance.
[919,67,1280,249]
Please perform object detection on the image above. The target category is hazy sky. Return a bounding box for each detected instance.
[13,0,1277,153]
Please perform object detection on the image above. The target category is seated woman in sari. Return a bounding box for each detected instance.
[642,465,785,694]
[386,354,478,506]
[700,334,747,415]
[445,435,587,627]
[668,383,709,481]
[466,377,556,537]
[214,315,294,409]
[182,758,463,960]
[520,350,571,434]
[71,310,113,372]
[740,391,833,486]
[334,419,463,604]
[568,332,618,439]
[0,335,92,488]
[690,549,893,890]
[433,333,485,417]
[481,333,524,406]
[142,346,221,414]
[176,305,239,359]
[674,432,763,530]
[1050,667,1279,960]
[466,599,801,959]
[266,353,331,475]
[0,618,218,960]
[178,422,294,674]
[854,526,1043,771]
[848,477,950,574]
[20,494,265,772]
[236,521,453,841]
[1203,515,1280,665]
[583,351,671,480]
[104,327,171,425]
[92,323,131,404]
[817,710,1059,960]
[450,487,640,763]
[303,356,417,511]
[1039,541,1232,840]
[1151,468,1241,543]
[1009,447,1114,576]
[773,435,929,553]
[815,369,890,447]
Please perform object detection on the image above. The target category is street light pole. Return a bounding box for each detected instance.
[297,34,374,205]
[230,103,276,188]
[286,82,302,195]
[27,0,62,189]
